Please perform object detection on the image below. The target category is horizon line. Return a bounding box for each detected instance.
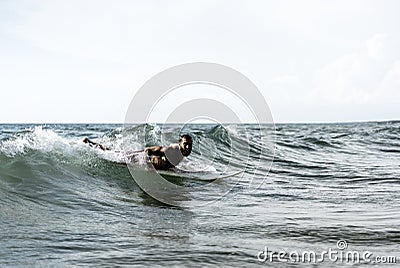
[0,118,399,125]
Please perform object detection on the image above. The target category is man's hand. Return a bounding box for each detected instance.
[145,146,164,157]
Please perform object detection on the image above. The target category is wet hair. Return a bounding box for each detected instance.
[180,134,192,142]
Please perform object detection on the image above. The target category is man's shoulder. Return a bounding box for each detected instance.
[168,143,180,149]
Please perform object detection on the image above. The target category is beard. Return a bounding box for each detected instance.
[181,147,191,156]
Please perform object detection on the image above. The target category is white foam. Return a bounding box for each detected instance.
[0,126,81,157]
[97,150,148,165]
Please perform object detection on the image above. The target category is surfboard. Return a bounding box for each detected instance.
[107,152,243,181]
[156,169,243,182]
[115,161,243,181]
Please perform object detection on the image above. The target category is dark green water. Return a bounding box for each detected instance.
[0,122,399,267]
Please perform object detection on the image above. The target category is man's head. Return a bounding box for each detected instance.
[179,134,193,156]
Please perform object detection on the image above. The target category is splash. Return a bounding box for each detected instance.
[0,126,78,157]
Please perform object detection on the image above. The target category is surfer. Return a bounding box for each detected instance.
[145,134,193,170]
[82,135,193,170]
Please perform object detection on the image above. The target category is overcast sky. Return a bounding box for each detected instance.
[1,0,399,123]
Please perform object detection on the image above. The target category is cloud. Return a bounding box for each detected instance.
[374,60,400,102]
[312,34,400,104]
[366,33,387,59]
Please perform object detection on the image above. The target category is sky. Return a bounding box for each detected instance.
[0,0,399,123]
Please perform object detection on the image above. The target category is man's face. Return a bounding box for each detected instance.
[179,137,192,156]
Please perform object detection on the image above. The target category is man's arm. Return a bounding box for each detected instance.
[82,137,110,150]
[145,146,165,156]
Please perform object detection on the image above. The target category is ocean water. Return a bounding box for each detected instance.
[0,122,399,267]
